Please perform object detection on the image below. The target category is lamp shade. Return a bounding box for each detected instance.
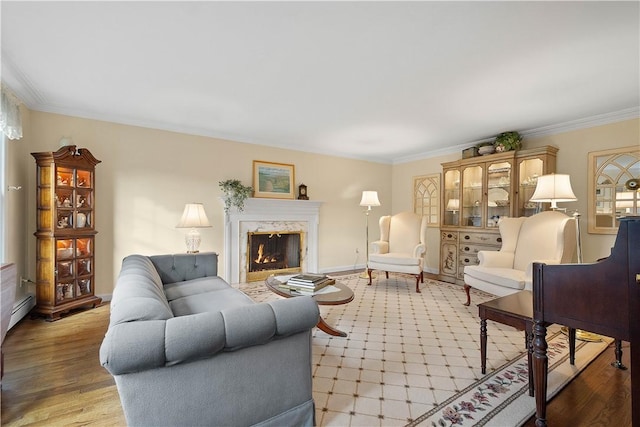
[446,199,460,212]
[176,203,212,228]
[360,191,381,207]
[530,174,577,209]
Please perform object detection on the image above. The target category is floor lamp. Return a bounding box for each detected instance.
[360,191,380,279]
[530,174,602,343]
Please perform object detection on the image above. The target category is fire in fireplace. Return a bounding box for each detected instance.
[246,232,303,282]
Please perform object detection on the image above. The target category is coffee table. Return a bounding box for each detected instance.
[265,275,354,337]
[478,290,535,396]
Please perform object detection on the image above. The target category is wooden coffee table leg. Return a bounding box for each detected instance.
[480,318,487,374]
[317,316,347,337]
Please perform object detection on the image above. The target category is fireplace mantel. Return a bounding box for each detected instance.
[222,198,323,284]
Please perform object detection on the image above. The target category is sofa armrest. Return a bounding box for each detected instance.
[100,297,319,375]
[371,241,389,254]
[478,250,514,268]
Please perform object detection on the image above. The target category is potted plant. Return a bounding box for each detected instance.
[494,131,522,152]
[219,179,253,213]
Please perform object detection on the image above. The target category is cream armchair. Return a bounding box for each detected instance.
[463,210,576,306]
[367,211,428,293]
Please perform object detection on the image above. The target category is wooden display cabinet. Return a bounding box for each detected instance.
[31,145,102,320]
[439,146,558,284]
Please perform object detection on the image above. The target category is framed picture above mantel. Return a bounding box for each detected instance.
[253,160,295,199]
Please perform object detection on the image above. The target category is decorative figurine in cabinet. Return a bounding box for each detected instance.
[439,146,557,284]
[31,145,102,320]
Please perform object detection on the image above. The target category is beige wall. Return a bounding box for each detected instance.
[391,118,640,268]
[6,111,638,299]
[19,111,392,297]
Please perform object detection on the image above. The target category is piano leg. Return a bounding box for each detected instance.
[526,326,534,397]
[533,320,549,427]
[480,318,487,374]
[569,328,576,365]
[611,339,627,370]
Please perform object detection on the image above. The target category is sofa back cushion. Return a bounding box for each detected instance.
[150,253,218,284]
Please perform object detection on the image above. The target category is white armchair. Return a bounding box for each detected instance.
[367,211,428,293]
[463,210,576,306]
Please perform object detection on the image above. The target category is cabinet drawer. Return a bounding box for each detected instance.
[459,244,488,255]
[441,231,458,242]
[459,232,502,246]
[459,255,479,266]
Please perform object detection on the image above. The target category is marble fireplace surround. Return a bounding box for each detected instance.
[223,198,323,284]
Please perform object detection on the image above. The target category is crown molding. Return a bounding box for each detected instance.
[392,107,640,165]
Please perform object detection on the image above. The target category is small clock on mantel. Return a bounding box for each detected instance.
[298,183,309,200]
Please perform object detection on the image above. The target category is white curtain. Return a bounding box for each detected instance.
[0,85,23,140]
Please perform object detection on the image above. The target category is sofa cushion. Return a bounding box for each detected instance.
[164,276,231,302]
[464,266,526,291]
[169,288,255,317]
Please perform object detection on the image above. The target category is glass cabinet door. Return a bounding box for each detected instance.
[518,158,543,217]
[443,169,461,226]
[462,165,483,227]
[486,160,512,227]
[55,166,94,230]
[55,237,94,304]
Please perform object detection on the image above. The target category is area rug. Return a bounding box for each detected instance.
[239,273,612,427]
[409,330,612,426]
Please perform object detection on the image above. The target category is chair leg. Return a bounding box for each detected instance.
[415,274,421,293]
[367,268,372,285]
[463,284,471,306]
[385,271,389,279]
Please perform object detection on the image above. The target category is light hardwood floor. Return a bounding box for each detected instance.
[1,304,126,426]
[1,296,632,426]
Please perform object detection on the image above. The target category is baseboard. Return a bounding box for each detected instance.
[8,293,35,330]
[97,294,112,303]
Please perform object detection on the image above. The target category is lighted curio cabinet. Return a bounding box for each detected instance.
[439,146,557,284]
[31,145,102,320]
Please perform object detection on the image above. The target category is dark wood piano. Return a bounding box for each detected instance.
[532,216,639,426]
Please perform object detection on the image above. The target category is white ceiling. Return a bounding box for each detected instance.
[2,1,639,164]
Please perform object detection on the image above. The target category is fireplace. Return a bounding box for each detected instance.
[222,198,323,284]
[246,232,303,281]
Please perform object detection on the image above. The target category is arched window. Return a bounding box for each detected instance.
[413,174,440,226]
[588,146,640,234]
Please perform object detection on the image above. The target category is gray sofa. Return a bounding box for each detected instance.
[100,253,319,427]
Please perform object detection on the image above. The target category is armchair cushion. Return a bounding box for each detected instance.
[369,252,422,267]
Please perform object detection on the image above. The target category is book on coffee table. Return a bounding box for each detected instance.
[280,275,335,293]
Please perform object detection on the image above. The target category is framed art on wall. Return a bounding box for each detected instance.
[253,160,295,199]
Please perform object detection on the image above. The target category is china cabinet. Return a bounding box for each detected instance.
[31,145,102,320]
[439,146,557,284]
